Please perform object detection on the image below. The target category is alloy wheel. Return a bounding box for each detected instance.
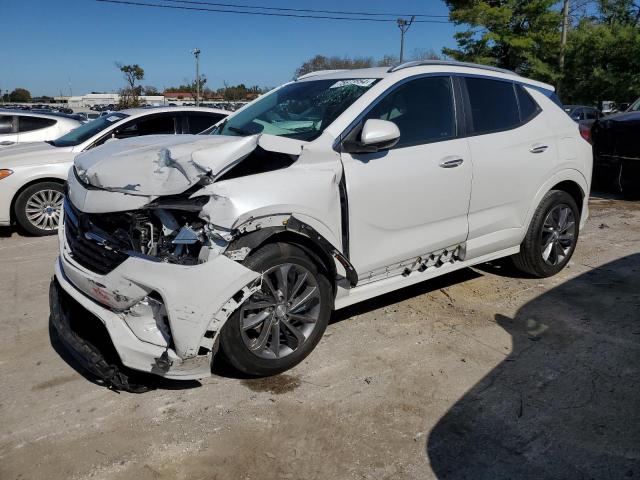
[239,263,321,359]
[25,189,64,231]
[540,204,576,266]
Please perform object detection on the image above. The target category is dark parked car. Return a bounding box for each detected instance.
[591,97,640,197]
[564,105,603,126]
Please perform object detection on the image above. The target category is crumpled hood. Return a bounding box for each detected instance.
[74,134,264,196]
[0,141,74,169]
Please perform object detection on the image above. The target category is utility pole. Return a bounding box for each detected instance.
[192,48,201,107]
[558,0,570,97]
[397,16,415,64]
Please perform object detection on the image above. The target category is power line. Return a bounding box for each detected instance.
[94,0,453,23]
[161,0,449,18]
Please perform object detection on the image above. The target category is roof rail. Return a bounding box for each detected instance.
[388,60,519,77]
[296,69,348,81]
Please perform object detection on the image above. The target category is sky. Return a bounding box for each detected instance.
[0,0,461,96]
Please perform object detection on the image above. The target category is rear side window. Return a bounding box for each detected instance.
[364,76,456,148]
[187,113,225,134]
[0,115,15,134]
[465,77,520,134]
[18,116,56,132]
[516,85,540,122]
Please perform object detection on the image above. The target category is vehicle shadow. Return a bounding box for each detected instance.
[426,254,640,479]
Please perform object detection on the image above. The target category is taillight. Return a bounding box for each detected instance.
[579,123,592,144]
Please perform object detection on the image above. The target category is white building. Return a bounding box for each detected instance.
[67,93,165,107]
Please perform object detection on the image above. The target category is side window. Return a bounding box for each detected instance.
[187,113,226,134]
[363,76,456,148]
[465,77,520,134]
[570,108,584,122]
[115,114,177,139]
[515,85,540,122]
[0,115,15,135]
[18,116,56,132]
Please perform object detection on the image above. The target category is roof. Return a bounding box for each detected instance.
[121,106,230,116]
[0,109,82,124]
[296,60,554,91]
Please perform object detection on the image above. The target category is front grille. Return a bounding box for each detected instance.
[64,200,129,275]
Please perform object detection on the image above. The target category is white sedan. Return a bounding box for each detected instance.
[0,106,228,235]
[0,111,82,147]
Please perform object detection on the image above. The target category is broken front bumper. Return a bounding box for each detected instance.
[51,213,259,382]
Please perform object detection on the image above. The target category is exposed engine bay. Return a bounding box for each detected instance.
[65,196,222,268]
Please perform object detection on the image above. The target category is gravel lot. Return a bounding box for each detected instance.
[1,193,638,480]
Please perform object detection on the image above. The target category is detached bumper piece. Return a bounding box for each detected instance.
[49,278,153,393]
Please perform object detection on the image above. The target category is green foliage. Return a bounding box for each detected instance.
[444,0,640,104]
[296,50,443,77]
[443,0,562,83]
[9,88,31,102]
[294,55,376,78]
[562,19,640,103]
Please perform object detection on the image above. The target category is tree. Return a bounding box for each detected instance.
[116,63,144,108]
[143,85,159,95]
[294,55,375,78]
[442,0,562,83]
[561,10,640,104]
[9,88,31,102]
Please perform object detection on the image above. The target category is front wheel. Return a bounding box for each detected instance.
[14,182,65,236]
[512,190,580,278]
[219,242,332,376]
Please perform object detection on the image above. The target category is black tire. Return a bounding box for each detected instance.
[512,190,580,278]
[219,242,332,376]
[14,181,65,236]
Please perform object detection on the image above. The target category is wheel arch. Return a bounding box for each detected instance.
[551,179,585,215]
[227,218,358,302]
[524,169,589,237]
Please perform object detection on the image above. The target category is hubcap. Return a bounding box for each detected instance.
[541,204,576,266]
[240,263,321,359]
[25,189,64,231]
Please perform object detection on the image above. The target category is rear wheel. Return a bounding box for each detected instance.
[512,190,580,278]
[220,242,332,376]
[14,182,64,236]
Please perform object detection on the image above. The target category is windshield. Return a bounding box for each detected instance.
[51,112,128,147]
[629,98,640,112]
[213,78,379,141]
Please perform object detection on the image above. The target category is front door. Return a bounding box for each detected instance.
[341,75,472,276]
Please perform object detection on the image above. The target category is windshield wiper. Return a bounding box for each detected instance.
[45,140,57,147]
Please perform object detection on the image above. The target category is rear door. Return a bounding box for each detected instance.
[463,77,558,257]
[341,75,472,276]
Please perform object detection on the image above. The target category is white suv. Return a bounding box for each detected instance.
[50,61,592,390]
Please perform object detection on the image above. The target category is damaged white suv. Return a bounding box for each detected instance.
[50,61,592,389]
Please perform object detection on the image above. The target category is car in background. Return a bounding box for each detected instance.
[0,110,82,147]
[564,105,603,126]
[0,106,228,235]
[592,96,640,197]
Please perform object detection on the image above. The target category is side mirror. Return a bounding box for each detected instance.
[343,119,400,154]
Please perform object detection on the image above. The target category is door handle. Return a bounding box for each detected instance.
[439,158,464,168]
[530,145,548,154]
